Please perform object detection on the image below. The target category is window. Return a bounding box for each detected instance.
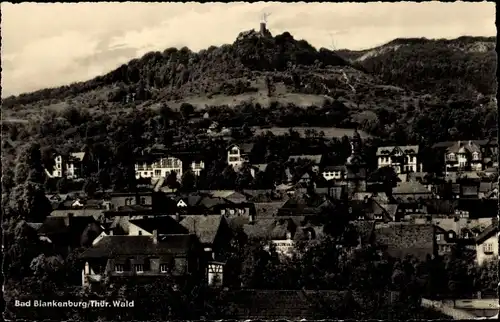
[154,170,161,176]
[115,264,124,273]
[230,148,239,155]
[140,197,146,205]
[286,232,292,239]
[449,232,454,239]
[160,264,168,273]
[228,156,239,162]
[447,153,456,161]
[135,264,144,273]
[483,243,494,253]
[221,209,226,215]
[436,234,441,241]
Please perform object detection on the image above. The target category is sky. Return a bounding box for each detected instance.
[1,1,496,97]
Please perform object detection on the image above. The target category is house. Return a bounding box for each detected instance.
[321,165,346,181]
[444,141,483,174]
[348,198,395,222]
[475,223,498,266]
[109,192,154,209]
[135,156,183,180]
[180,215,232,263]
[227,143,254,169]
[190,159,205,176]
[80,232,203,287]
[48,152,87,179]
[479,182,499,199]
[376,145,420,174]
[38,214,104,256]
[374,223,436,260]
[244,218,297,257]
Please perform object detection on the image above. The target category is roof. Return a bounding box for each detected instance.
[39,216,96,235]
[70,152,86,161]
[376,145,419,156]
[432,140,491,149]
[475,223,498,245]
[374,223,435,260]
[180,215,225,244]
[27,222,43,231]
[287,155,323,165]
[322,165,347,172]
[254,202,287,218]
[130,216,188,235]
[80,234,196,258]
[393,182,430,195]
[243,218,297,240]
[251,164,268,172]
[198,196,231,209]
[227,143,254,153]
[211,190,247,202]
[50,209,104,220]
[447,141,481,154]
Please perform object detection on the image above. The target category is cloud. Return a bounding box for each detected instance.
[1,1,495,96]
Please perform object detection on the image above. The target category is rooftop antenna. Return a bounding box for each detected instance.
[262,12,271,24]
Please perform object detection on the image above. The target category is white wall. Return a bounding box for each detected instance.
[476,234,499,266]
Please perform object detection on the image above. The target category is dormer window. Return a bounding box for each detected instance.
[449,232,454,239]
[221,209,226,215]
[357,215,364,220]
[447,153,456,161]
[483,243,493,254]
[115,264,124,273]
[472,152,480,160]
[160,264,168,273]
[436,234,441,241]
[229,209,235,215]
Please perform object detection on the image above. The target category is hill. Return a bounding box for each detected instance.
[1,27,497,154]
[337,36,497,97]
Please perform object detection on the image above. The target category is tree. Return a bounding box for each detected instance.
[235,167,253,190]
[180,102,195,118]
[181,170,196,191]
[166,171,180,189]
[56,177,70,194]
[221,166,237,189]
[83,177,98,197]
[97,169,112,191]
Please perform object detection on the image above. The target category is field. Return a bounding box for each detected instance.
[252,126,372,138]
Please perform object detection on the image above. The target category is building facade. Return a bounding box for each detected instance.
[376,146,420,174]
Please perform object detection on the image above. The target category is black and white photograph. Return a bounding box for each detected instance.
[1,1,498,320]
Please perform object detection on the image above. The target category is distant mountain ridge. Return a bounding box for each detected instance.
[337,36,497,96]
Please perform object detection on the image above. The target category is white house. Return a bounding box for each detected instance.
[475,223,498,266]
[190,160,205,176]
[445,141,483,174]
[135,156,183,180]
[227,143,254,169]
[376,145,420,174]
[48,152,86,179]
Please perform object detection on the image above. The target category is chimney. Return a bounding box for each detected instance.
[109,230,113,236]
[152,230,158,244]
[458,140,462,146]
[468,140,472,146]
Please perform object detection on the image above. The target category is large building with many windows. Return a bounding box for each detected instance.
[376,145,420,174]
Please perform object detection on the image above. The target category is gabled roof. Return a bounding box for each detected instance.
[475,223,498,245]
[80,234,196,258]
[198,196,232,209]
[287,155,323,165]
[211,190,247,202]
[393,182,430,195]
[251,164,268,172]
[180,215,225,244]
[376,145,419,156]
[374,223,435,260]
[50,209,104,220]
[447,141,481,154]
[130,216,188,235]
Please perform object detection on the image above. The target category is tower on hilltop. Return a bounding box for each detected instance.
[260,13,271,37]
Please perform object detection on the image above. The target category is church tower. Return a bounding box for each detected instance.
[345,129,367,194]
